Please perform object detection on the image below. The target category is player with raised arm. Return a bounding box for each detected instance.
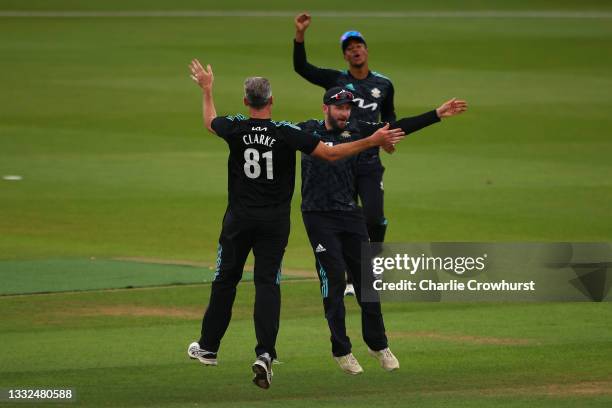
[293,12,401,296]
[185,60,405,390]
[297,87,466,374]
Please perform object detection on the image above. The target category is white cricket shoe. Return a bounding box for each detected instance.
[368,347,399,371]
[344,283,355,297]
[333,353,364,375]
[252,353,273,389]
[187,341,218,366]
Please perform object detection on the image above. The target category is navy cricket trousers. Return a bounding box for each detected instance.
[302,209,388,357]
[199,208,288,359]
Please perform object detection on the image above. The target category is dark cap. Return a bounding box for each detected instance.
[323,87,355,106]
[340,30,366,52]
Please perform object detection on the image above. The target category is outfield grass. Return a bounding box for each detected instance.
[1,1,611,268]
[0,1,611,406]
[0,258,282,295]
[1,282,611,407]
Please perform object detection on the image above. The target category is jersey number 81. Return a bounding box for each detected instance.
[244,148,273,180]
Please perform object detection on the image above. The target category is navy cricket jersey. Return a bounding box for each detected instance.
[298,119,375,212]
[298,111,441,212]
[293,40,396,167]
[211,115,320,220]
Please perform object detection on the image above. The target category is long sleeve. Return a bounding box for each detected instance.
[293,40,341,89]
[392,110,440,134]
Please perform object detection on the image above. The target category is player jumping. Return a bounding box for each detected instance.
[186,60,405,389]
[297,87,467,374]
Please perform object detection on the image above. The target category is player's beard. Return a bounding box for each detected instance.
[328,114,347,131]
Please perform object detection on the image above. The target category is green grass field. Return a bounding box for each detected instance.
[1,0,611,406]
[2,283,612,407]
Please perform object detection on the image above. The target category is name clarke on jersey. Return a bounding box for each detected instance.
[243,127,276,148]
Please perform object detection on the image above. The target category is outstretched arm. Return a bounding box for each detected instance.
[293,12,341,89]
[376,98,467,154]
[311,124,405,162]
[189,59,217,134]
[392,98,468,134]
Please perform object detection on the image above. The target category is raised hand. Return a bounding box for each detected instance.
[189,59,214,91]
[295,12,312,33]
[436,98,468,118]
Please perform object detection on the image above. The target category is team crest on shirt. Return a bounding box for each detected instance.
[341,131,351,138]
[371,88,381,98]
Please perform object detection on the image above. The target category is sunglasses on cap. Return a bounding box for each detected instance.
[329,90,354,101]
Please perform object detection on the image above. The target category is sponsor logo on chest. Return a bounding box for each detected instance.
[353,98,378,111]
